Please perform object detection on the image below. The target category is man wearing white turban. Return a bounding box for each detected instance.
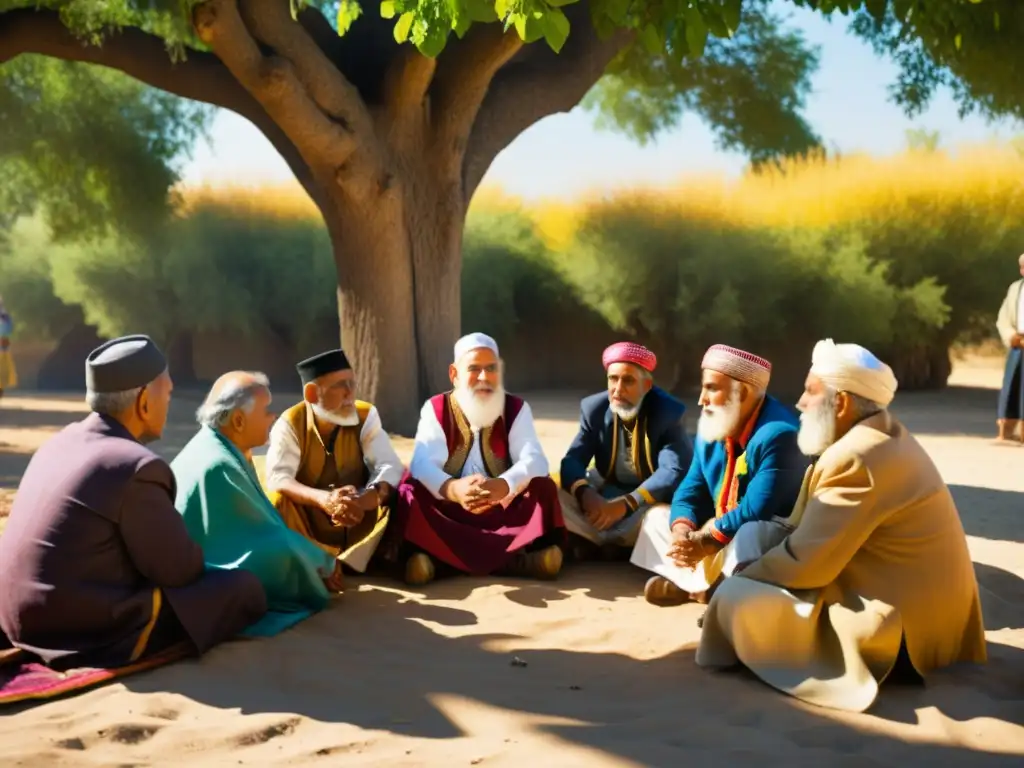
[695,339,987,714]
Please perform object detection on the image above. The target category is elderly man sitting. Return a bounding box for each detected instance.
[0,337,266,669]
[396,332,566,586]
[172,372,342,637]
[263,349,403,574]
[559,342,691,558]
[631,344,809,606]
[697,340,987,713]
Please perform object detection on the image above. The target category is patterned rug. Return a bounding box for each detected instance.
[0,644,191,707]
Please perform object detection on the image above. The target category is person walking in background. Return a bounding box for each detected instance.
[994,252,1024,444]
[0,295,16,400]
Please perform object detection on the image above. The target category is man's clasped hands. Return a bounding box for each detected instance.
[441,474,510,513]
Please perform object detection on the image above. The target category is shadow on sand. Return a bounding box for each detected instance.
[80,581,1019,767]
[949,485,1024,545]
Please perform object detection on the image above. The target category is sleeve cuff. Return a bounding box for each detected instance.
[709,524,732,544]
[637,486,655,505]
[670,518,696,532]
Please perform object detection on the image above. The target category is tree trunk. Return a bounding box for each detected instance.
[327,141,467,437]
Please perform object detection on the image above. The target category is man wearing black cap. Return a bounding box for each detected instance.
[0,335,268,670]
[263,348,403,573]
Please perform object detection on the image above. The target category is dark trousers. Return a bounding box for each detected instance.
[998,347,1024,420]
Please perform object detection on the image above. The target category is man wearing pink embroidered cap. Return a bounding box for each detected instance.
[558,342,691,559]
[631,344,809,608]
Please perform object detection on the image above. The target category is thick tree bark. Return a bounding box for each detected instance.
[1,2,631,434]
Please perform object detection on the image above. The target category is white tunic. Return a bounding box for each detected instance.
[263,405,404,492]
[408,398,549,500]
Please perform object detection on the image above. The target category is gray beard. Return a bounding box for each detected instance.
[311,402,360,427]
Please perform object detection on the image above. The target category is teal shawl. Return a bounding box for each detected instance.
[171,426,335,637]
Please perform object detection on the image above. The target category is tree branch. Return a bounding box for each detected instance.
[462,15,631,201]
[431,24,524,157]
[239,0,374,140]
[383,47,437,123]
[193,0,356,169]
[0,6,321,207]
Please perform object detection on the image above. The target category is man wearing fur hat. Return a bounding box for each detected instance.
[631,344,809,606]
[559,342,692,558]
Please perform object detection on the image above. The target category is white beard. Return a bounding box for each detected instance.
[797,397,837,457]
[697,391,743,443]
[311,402,360,427]
[453,382,506,430]
[610,391,646,422]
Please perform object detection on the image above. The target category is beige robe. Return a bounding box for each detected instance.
[995,278,1024,347]
[697,411,987,713]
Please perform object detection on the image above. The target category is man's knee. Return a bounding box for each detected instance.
[525,475,559,499]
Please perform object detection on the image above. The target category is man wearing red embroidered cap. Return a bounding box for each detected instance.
[558,342,691,558]
[631,344,809,607]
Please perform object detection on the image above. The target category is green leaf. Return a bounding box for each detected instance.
[702,9,730,39]
[380,1,397,20]
[721,0,742,33]
[452,12,472,37]
[465,0,500,22]
[684,7,708,57]
[638,22,663,54]
[598,0,631,26]
[993,11,1000,31]
[496,0,515,20]
[540,7,571,53]
[336,0,362,35]
[417,25,449,57]
[954,32,962,51]
[864,0,886,22]
[394,11,414,43]
[512,12,545,43]
[546,0,579,6]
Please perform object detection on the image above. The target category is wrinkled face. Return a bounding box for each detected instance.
[696,369,744,442]
[451,347,501,398]
[138,370,174,443]
[450,347,505,429]
[235,387,277,450]
[796,373,838,456]
[311,369,357,416]
[607,362,651,420]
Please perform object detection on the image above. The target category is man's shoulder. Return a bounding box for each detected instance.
[579,391,610,419]
[645,387,687,422]
[753,397,800,437]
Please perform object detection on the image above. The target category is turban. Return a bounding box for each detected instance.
[454,332,499,362]
[602,341,657,373]
[810,339,898,407]
[701,344,771,390]
[296,349,351,385]
[86,335,167,393]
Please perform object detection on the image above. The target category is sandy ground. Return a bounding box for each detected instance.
[0,358,1021,766]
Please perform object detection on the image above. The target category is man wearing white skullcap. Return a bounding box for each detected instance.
[631,344,809,608]
[397,332,566,586]
[696,339,986,714]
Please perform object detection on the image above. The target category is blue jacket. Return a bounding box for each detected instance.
[560,386,692,504]
[670,395,808,542]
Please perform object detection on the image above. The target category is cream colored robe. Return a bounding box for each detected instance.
[995,278,1024,347]
[696,411,987,713]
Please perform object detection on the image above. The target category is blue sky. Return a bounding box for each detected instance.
[180,3,1021,200]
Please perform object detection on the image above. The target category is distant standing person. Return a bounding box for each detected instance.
[995,252,1024,444]
[0,295,16,400]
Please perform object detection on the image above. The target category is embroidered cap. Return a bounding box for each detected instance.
[701,344,771,390]
[602,341,657,373]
